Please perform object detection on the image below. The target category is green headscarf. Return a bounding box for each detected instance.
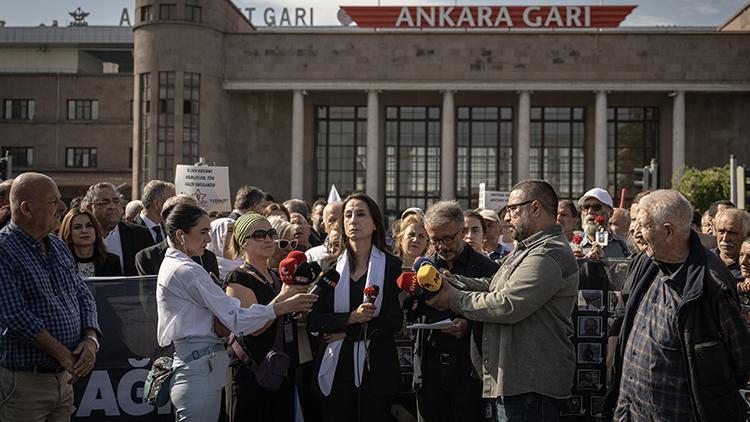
[233,213,269,248]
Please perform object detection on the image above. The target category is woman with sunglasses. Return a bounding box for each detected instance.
[157,204,317,421]
[59,208,122,277]
[308,192,403,422]
[224,213,310,422]
[268,216,300,269]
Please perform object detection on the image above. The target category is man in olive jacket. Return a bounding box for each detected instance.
[606,190,750,421]
[427,180,579,421]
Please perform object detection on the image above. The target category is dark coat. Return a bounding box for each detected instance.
[606,230,750,421]
[95,252,124,276]
[117,221,156,276]
[135,239,220,277]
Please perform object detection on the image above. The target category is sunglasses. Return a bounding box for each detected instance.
[249,228,277,241]
[276,239,298,250]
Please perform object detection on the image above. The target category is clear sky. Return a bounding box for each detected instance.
[1,0,746,28]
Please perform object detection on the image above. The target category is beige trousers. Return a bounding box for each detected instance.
[0,367,74,422]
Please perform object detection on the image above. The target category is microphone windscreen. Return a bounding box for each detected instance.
[396,272,420,295]
[309,261,322,279]
[293,262,314,285]
[416,264,442,292]
[287,250,307,264]
[278,257,298,285]
[411,256,435,272]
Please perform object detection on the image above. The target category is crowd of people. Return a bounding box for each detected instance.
[1,171,750,422]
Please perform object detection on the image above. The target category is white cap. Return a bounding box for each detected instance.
[477,208,501,223]
[401,207,424,220]
[578,188,613,208]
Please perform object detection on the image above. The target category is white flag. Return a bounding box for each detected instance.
[327,185,341,203]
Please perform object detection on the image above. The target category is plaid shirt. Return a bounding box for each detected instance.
[0,222,99,370]
[614,265,694,421]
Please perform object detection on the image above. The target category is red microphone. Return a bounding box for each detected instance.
[278,257,298,285]
[363,285,380,304]
[287,250,307,264]
[396,272,422,295]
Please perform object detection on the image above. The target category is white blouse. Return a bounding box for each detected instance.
[156,247,276,347]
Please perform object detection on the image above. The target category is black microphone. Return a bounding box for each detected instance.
[309,261,322,280]
[293,262,315,285]
[294,269,340,319]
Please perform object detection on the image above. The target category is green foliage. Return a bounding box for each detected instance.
[674,165,731,214]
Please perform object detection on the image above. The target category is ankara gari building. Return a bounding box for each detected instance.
[1,1,749,220]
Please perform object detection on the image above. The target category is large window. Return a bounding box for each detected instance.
[385,106,441,222]
[140,5,153,22]
[3,99,34,120]
[139,73,151,185]
[607,107,659,198]
[530,107,585,199]
[157,71,175,181]
[314,106,367,199]
[183,72,200,164]
[67,99,98,120]
[2,147,33,168]
[66,148,97,168]
[185,5,202,22]
[456,106,513,209]
[159,4,177,20]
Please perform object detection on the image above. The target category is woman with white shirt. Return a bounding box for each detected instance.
[156,203,318,421]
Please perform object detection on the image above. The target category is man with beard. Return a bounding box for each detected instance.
[556,199,579,242]
[575,188,629,260]
[426,180,578,421]
[713,208,750,283]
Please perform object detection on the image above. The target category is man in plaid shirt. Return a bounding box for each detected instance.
[0,173,100,421]
[607,190,750,421]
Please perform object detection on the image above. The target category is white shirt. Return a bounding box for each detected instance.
[156,247,276,347]
[140,213,164,243]
[104,224,124,273]
[305,244,330,264]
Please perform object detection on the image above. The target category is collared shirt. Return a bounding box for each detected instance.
[140,213,164,243]
[711,248,743,281]
[305,244,330,264]
[156,247,276,347]
[614,263,694,421]
[0,222,100,370]
[103,224,124,273]
[580,232,630,258]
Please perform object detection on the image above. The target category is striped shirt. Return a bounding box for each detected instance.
[614,263,694,421]
[0,222,100,370]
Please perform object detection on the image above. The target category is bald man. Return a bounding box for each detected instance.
[0,173,100,421]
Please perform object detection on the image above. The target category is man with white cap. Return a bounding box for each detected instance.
[576,188,630,260]
[477,208,512,261]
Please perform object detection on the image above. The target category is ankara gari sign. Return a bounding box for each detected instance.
[339,5,636,29]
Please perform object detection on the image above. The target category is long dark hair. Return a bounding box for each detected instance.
[59,208,108,264]
[163,203,207,243]
[330,192,386,270]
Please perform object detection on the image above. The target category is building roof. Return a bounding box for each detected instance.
[0,26,133,47]
[719,0,750,30]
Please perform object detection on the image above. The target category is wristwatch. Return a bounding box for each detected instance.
[84,335,100,352]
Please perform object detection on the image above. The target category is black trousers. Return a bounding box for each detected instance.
[319,357,394,422]
[416,353,485,422]
[225,363,295,422]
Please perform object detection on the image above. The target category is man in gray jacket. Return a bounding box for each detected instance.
[427,179,579,422]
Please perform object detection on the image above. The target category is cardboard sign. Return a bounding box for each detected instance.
[174,165,231,213]
[478,183,509,211]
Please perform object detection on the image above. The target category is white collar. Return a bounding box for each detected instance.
[140,212,160,230]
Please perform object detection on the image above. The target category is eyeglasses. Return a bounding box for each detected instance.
[506,200,534,216]
[581,203,605,213]
[429,230,461,246]
[92,197,122,207]
[249,228,277,241]
[276,239,298,250]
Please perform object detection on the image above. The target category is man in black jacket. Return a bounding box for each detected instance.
[409,201,498,422]
[606,189,750,421]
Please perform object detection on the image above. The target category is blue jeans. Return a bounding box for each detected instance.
[495,392,562,422]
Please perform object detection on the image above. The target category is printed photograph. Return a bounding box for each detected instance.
[577,343,603,364]
[591,396,606,417]
[577,369,601,391]
[560,395,583,416]
[608,291,621,314]
[397,346,413,368]
[578,290,604,311]
[578,316,604,338]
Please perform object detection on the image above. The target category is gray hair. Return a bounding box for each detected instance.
[141,180,175,208]
[268,215,300,240]
[637,189,693,231]
[124,200,143,219]
[82,182,120,208]
[424,201,465,230]
[283,199,310,221]
[715,208,750,237]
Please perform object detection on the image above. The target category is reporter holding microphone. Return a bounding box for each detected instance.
[307,193,403,422]
[156,204,317,422]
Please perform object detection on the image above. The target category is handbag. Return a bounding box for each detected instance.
[144,344,220,407]
[229,316,290,392]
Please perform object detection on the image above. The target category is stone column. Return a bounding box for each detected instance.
[290,90,304,199]
[672,91,686,186]
[366,90,380,202]
[594,91,608,188]
[441,90,456,200]
[517,91,531,182]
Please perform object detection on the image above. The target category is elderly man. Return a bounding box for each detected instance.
[427,180,578,421]
[576,188,629,260]
[713,208,750,282]
[410,201,498,422]
[83,182,154,276]
[704,200,736,235]
[134,180,175,243]
[305,201,343,263]
[609,208,630,238]
[556,199,579,242]
[124,200,143,223]
[606,190,750,421]
[0,173,100,421]
[228,185,267,220]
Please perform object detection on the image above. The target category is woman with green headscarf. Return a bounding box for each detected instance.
[224,213,311,422]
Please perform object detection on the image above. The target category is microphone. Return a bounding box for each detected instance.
[416,264,442,298]
[396,272,422,296]
[308,261,322,279]
[287,250,307,264]
[308,269,340,296]
[278,257,298,285]
[363,285,380,304]
[293,262,315,285]
[411,256,436,272]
